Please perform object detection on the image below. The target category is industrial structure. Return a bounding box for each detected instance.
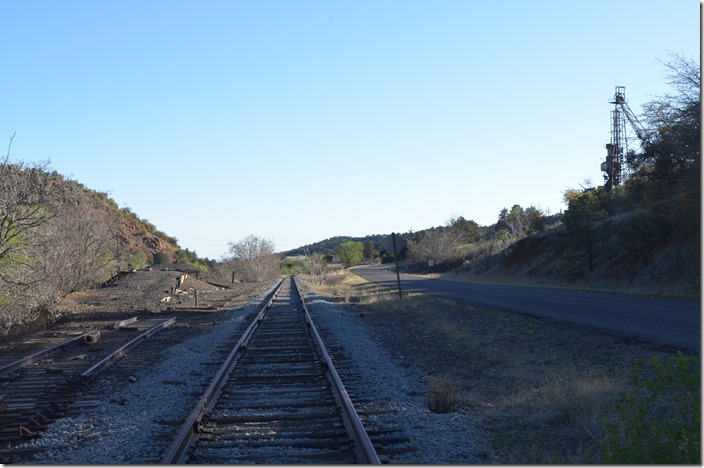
[601,86,650,189]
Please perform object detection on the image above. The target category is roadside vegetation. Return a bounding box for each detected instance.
[300,269,699,463]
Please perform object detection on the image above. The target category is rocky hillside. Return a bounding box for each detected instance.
[114,207,180,268]
[0,166,193,334]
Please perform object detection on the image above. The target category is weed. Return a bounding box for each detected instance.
[600,352,700,464]
[426,375,462,413]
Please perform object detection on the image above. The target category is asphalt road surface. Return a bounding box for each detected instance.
[351,265,700,351]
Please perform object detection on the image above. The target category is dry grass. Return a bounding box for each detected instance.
[300,269,360,302]
[426,375,462,413]
[303,271,680,463]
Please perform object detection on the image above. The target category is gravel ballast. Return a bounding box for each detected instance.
[305,291,481,464]
[11,280,481,464]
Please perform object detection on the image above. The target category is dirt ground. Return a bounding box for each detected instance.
[4,269,697,463]
[55,269,258,314]
[1,269,263,350]
[303,271,697,463]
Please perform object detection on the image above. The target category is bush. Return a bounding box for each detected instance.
[152,252,170,265]
[281,258,306,275]
[600,352,700,463]
[381,252,396,264]
[426,375,462,413]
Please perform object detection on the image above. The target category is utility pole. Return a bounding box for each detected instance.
[391,232,403,300]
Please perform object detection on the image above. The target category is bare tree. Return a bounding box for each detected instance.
[35,198,120,295]
[474,228,508,272]
[406,228,462,268]
[226,234,280,282]
[0,135,80,331]
[302,248,329,278]
[0,134,73,272]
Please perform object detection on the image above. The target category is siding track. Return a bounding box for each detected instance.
[0,317,175,461]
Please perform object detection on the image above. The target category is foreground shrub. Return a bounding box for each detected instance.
[600,352,700,463]
[426,375,462,413]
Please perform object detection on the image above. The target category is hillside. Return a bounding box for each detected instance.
[442,217,700,299]
[0,164,198,334]
[66,182,189,270]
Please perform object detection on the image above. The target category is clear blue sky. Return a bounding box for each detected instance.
[2,1,699,259]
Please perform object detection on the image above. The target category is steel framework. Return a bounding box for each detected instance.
[601,86,650,189]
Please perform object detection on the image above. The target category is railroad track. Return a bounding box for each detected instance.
[161,276,380,464]
[0,316,180,462]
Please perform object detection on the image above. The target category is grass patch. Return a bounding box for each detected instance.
[301,272,696,463]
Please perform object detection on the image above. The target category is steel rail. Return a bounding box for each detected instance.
[294,276,381,464]
[0,331,100,377]
[160,277,285,465]
[80,318,177,383]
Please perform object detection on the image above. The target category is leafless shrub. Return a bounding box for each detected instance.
[35,199,120,294]
[0,136,128,333]
[225,234,280,282]
[302,251,329,278]
[426,374,462,413]
[407,229,463,268]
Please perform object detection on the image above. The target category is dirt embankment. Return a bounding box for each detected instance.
[2,269,266,349]
[452,223,699,299]
[57,269,262,315]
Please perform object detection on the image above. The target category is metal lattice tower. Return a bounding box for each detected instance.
[601,86,650,190]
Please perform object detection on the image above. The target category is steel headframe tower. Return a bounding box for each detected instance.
[601,86,650,190]
[602,86,627,189]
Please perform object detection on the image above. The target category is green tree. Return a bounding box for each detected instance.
[447,215,481,243]
[336,241,364,268]
[362,239,377,262]
[496,205,543,240]
[524,206,546,234]
[626,53,700,242]
[562,189,609,272]
[630,54,699,190]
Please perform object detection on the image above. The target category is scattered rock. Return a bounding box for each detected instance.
[84,331,101,344]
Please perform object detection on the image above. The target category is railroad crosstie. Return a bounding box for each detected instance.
[161,276,380,464]
[0,317,177,462]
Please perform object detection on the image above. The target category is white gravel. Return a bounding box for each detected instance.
[12,280,481,464]
[305,291,481,464]
[12,283,278,464]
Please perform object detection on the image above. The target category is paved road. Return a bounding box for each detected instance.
[352,265,701,351]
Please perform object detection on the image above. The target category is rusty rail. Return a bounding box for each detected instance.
[294,276,381,464]
[160,278,285,464]
[80,318,177,382]
[0,331,100,377]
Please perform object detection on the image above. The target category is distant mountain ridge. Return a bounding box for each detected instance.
[283,233,411,257]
